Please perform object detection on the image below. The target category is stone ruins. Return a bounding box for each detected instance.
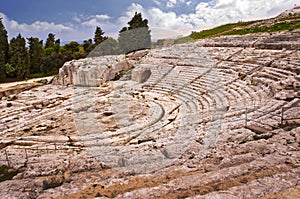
[0,29,299,198]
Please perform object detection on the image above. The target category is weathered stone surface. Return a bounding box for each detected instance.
[0,27,300,198]
[56,50,151,86]
[131,64,152,83]
[103,60,131,81]
[197,30,300,50]
[126,49,149,60]
[56,55,126,86]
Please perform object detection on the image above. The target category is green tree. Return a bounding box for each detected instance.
[89,37,120,57]
[27,37,43,74]
[0,17,9,82]
[0,51,6,82]
[54,39,61,53]
[62,41,85,59]
[41,47,59,74]
[118,12,151,53]
[83,39,94,54]
[128,12,150,30]
[40,53,65,74]
[45,33,55,49]
[94,26,107,45]
[9,34,29,80]
[5,63,15,77]
[64,41,80,54]
[41,34,65,74]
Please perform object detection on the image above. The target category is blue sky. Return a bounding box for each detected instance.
[0,0,298,42]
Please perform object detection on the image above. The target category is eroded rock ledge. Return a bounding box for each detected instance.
[55,50,150,86]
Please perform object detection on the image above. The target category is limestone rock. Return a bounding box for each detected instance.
[131,64,152,83]
[126,50,149,60]
[56,55,126,86]
[103,60,131,81]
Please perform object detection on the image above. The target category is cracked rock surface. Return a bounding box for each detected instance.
[0,31,300,198]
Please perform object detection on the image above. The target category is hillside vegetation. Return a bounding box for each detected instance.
[175,7,300,44]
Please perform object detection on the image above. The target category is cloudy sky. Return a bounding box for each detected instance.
[0,0,298,42]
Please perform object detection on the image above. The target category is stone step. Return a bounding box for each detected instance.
[245,124,270,134]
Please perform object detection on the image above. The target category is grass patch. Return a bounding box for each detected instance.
[223,21,300,35]
[175,14,300,43]
[28,71,57,79]
[174,36,194,44]
[0,165,18,182]
[190,23,238,40]
[188,21,259,40]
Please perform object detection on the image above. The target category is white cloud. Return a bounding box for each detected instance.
[72,16,81,23]
[81,14,111,27]
[113,3,193,39]
[148,8,193,30]
[191,0,299,30]
[153,0,161,6]
[117,3,145,25]
[96,14,111,20]
[0,12,114,42]
[167,0,177,8]
[11,21,72,32]
[112,0,298,40]
[1,0,298,42]
[148,0,299,39]
[0,12,73,41]
[215,0,236,9]
[186,1,192,6]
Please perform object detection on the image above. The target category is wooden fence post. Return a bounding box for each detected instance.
[5,150,10,167]
[245,107,248,127]
[281,107,284,126]
[25,149,28,162]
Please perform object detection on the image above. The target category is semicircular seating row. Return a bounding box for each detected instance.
[141,45,299,129]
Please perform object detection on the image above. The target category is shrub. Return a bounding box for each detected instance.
[42,175,64,190]
[0,165,18,182]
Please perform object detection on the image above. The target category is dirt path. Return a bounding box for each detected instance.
[0,76,54,89]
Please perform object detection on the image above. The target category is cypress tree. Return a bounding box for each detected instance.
[45,33,55,49]
[9,34,29,80]
[94,26,107,45]
[0,18,9,82]
[118,12,151,54]
[28,37,43,74]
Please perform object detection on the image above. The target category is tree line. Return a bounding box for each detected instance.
[0,12,151,83]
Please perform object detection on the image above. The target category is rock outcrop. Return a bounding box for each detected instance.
[56,50,151,86]
[131,64,152,83]
[56,55,126,86]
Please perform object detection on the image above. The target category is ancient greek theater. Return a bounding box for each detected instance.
[1,29,300,198]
